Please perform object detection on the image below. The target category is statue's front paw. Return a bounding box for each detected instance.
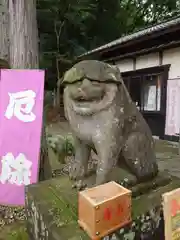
[72,180,87,191]
[69,162,85,181]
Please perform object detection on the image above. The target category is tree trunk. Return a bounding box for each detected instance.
[9,0,39,68]
[9,0,52,181]
[0,0,9,61]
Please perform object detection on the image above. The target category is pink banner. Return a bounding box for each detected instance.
[0,70,44,206]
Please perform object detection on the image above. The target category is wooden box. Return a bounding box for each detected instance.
[78,181,132,239]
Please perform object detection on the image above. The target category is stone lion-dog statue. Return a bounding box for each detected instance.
[62,60,158,189]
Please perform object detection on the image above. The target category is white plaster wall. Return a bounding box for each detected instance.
[115,47,180,77]
[163,47,180,79]
[114,47,180,136]
[136,52,160,70]
[115,59,134,72]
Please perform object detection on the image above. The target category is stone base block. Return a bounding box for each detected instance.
[25,173,180,240]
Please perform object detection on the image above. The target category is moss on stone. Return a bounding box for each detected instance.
[62,67,83,84]
[26,177,89,239]
[1,224,28,240]
[7,227,28,240]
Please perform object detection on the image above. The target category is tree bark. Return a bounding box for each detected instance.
[0,0,9,61]
[9,0,39,68]
[9,0,52,181]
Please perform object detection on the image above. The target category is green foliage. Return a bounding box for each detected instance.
[48,134,75,163]
[63,135,75,156]
[37,0,180,89]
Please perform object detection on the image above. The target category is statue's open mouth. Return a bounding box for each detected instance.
[74,95,103,102]
[73,97,103,110]
[71,87,105,107]
[65,83,118,116]
[76,96,101,101]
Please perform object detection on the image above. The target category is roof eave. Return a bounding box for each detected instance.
[77,17,180,61]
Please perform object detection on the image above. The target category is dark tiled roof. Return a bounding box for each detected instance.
[78,17,180,58]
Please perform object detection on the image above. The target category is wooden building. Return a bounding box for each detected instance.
[77,17,180,141]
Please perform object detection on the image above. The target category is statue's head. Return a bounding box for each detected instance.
[63,60,123,116]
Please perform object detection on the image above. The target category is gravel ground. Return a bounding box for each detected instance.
[0,206,26,229]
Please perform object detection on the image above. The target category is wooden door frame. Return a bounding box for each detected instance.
[121,64,170,115]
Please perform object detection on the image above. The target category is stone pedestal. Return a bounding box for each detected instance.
[25,171,180,240]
